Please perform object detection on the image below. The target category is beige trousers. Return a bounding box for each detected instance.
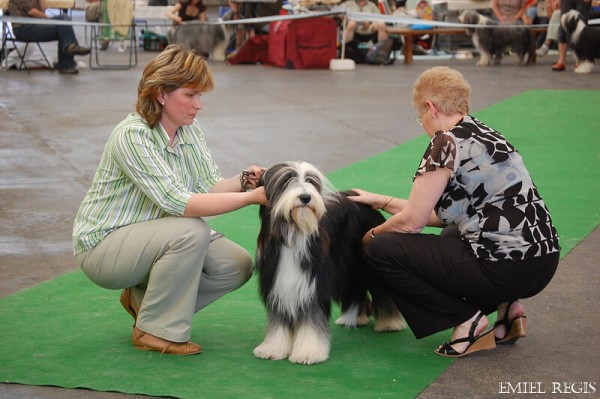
[76,217,253,342]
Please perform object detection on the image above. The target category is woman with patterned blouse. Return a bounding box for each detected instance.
[349,66,560,358]
[73,45,267,355]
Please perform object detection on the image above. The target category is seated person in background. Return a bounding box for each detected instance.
[223,0,281,58]
[492,0,528,23]
[393,0,435,54]
[84,0,108,50]
[222,0,246,57]
[536,0,560,55]
[167,0,208,24]
[344,0,389,45]
[8,0,90,74]
[522,0,538,24]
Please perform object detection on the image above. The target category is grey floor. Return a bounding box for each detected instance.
[1,13,599,398]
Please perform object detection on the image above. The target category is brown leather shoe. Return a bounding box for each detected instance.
[132,327,202,355]
[119,288,140,322]
[64,43,91,56]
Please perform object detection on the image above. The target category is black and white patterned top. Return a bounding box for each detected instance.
[415,115,560,261]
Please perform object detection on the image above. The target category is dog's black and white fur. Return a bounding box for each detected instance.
[561,10,600,74]
[253,161,404,365]
[459,9,531,66]
[167,21,231,61]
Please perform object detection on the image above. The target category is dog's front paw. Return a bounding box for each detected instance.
[288,344,330,365]
[288,323,331,365]
[253,341,291,361]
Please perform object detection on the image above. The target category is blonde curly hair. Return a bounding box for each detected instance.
[136,44,214,128]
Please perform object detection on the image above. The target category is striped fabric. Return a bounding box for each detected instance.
[72,113,222,255]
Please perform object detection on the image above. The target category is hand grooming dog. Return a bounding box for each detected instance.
[167,21,231,61]
[253,161,404,365]
[561,10,600,74]
[458,10,531,66]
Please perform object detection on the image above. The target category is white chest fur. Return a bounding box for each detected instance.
[268,234,316,319]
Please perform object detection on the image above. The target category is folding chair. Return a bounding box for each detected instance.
[89,0,137,70]
[1,11,55,73]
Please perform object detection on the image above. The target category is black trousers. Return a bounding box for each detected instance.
[365,230,559,339]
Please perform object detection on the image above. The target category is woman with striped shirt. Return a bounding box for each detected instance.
[73,44,267,355]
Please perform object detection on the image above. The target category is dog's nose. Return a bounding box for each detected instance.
[299,193,311,204]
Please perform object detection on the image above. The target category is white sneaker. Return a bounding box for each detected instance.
[536,44,549,57]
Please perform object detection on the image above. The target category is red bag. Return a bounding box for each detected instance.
[227,35,270,65]
[268,17,337,69]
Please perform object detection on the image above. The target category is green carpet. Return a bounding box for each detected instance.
[1,90,598,399]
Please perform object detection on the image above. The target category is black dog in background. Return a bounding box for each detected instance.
[560,10,600,73]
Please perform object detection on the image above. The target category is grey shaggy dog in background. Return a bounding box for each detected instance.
[459,10,531,66]
[560,10,600,74]
[167,21,231,61]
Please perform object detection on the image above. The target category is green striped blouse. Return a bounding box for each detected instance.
[72,113,221,255]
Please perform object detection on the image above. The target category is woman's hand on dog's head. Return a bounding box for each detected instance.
[250,186,269,206]
[348,188,381,210]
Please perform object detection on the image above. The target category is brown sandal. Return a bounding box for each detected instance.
[132,328,202,356]
[119,288,140,322]
[435,312,496,358]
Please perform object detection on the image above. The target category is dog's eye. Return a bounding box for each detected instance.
[305,175,322,191]
[282,170,297,182]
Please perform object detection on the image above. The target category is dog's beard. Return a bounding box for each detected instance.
[291,206,321,236]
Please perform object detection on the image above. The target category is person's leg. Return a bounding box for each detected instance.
[547,9,561,41]
[522,5,537,24]
[554,42,568,68]
[50,15,90,69]
[553,0,578,69]
[76,217,211,342]
[193,236,254,312]
[12,19,78,69]
[364,232,490,339]
[492,252,559,340]
[344,20,358,43]
[366,232,558,355]
[538,9,561,55]
[373,21,389,41]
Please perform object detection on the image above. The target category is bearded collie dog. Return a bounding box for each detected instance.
[561,10,600,74]
[458,9,531,66]
[253,161,404,365]
[167,21,231,61]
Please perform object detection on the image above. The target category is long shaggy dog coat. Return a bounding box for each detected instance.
[253,161,404,365]
[459,9,531,66]
[561,10,600,73]
[167,21,231,61]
